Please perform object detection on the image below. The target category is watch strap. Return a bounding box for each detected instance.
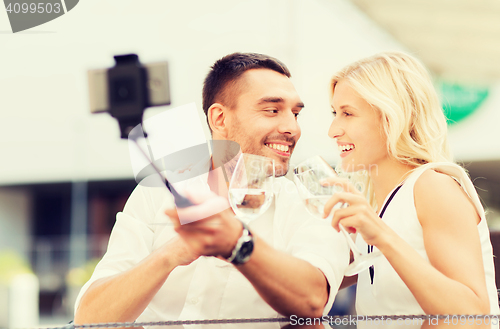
[226,221,253,265]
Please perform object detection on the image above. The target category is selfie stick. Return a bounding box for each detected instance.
[127,129,193,208]
[106,54,193,208]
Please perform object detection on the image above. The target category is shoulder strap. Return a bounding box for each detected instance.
[369,183,403,285]
[379,184,403,218]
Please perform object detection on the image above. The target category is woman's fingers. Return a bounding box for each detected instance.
[332,203,385,246]
[330,204,361,230]
[339,218,358,234]
[323,192,365,218]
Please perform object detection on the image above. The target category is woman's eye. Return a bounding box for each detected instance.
[332,110,352,117]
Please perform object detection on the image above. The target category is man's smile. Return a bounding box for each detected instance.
[265,142,292,157]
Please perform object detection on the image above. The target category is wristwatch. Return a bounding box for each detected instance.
[226,222,254,266]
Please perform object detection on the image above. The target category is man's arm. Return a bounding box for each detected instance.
[165,192,344,318]
[74,236,199,324]
[236,235,329,317]
[74,184,200,325]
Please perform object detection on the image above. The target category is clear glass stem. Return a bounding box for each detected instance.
[339,223,362,257]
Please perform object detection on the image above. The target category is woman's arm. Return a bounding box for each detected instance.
[324,171,490,314]
[398,170,489,314]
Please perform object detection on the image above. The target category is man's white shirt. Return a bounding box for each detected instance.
[74,164,349,321]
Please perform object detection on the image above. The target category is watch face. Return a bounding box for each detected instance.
[236,240,254,264]
[240,241,254,256]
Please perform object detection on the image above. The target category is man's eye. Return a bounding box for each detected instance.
[294,112,300,118]
[266,109,278,114]
[332,110,337,117]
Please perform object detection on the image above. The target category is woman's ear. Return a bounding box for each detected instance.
[207,103,228,138]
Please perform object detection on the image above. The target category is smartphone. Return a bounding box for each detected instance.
[88,61,171,114]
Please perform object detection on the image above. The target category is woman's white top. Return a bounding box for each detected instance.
[355,162,499,315]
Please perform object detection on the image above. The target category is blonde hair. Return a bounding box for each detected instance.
[330,52,453,205]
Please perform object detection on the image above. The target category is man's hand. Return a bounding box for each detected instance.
[161,235,200,266]
[164,190,243,259]
[165,190,333,318]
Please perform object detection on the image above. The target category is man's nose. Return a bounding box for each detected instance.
[278,111,301,137]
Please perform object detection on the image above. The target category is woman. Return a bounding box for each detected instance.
[323,51,498,315]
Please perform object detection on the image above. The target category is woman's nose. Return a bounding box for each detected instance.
[328,118,343,139]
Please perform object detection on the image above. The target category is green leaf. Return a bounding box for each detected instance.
[439,82,489,125]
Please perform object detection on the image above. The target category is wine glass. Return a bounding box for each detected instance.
[293,156,381,276]
[228,153,275,224]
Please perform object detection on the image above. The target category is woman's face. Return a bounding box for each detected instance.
[328,80,389,173]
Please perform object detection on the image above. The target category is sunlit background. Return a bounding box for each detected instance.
[1,0,500,327]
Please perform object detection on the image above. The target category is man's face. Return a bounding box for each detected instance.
[224,69,303,176]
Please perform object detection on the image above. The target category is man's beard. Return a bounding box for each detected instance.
[211,140,241,184]
[226,122,294,178]
[274,159,289,177]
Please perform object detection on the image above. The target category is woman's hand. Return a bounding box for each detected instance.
[321,176,388,246]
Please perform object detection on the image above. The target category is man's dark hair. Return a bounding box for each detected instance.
[202,52,291,132]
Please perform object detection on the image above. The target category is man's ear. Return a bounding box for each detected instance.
[207,103,229,138]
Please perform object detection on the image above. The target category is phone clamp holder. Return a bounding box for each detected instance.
[108,54,149,139]
[98,54,193,208]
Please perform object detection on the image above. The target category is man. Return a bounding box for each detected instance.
[74,53,348,324]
